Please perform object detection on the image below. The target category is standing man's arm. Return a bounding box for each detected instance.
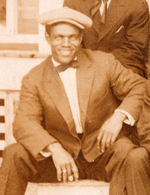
[113,0,149,77]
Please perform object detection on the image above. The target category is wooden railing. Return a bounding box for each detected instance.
[0,90,19,164]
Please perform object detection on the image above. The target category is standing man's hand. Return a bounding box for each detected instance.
[47,143,79,183]
[97,112,126,153]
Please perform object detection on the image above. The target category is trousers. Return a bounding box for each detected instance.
[0,136,150,195]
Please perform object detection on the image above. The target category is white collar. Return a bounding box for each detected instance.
[51,57,78,67]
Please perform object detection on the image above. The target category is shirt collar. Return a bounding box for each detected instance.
[107,0,111,8]
[51,57,60,67]
[101,0,111,9]
[51,57,78,67]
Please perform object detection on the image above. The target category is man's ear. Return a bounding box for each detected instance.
[45,32,51,43]
[79,31,83,44]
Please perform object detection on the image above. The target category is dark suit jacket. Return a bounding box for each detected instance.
[137,79,150,153]
[63,0,149,76]
[13,49,145,162]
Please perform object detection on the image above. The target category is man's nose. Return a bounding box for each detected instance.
[62,37,70,46]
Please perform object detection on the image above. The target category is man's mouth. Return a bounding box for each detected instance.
[59,48,73,56]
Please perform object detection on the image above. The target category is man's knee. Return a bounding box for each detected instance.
[111,137,136,161]
[126,147,150,167]
[3,143,30,163]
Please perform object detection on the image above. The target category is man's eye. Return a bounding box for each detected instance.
[70,36,79,41]
[55,36,63,41]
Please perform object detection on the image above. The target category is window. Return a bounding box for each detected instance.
[0,0,39,53]
[0,0,6,35]
[17,0,39,34]
[0,0,64,55]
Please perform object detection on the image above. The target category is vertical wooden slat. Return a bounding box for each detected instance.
[0,92,6,165]
[5,91,19,145]
[0,91,20,166]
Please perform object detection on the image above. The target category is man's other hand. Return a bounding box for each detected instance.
[97,112,126,153]
[47,143,79,183]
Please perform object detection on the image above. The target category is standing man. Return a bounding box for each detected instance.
[63,0,149,77]
[0,7,146,195]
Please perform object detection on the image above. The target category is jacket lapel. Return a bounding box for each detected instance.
[97,0,126,42]
[43,51,94,135]
[76,50,94,130]
[43,57,77,137]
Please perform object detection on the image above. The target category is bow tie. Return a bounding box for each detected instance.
[56,61,79,73]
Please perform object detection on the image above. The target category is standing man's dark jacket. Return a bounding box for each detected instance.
[63,0,149,76]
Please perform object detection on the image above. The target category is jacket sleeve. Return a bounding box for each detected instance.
[63,0,76,8]
[137,79,150,154]
[113,0,149,76]
[107,54,146,122]
[13,74,58,161]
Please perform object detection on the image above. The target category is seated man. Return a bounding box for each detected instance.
[63,0,150,77]
[0,7,146,195]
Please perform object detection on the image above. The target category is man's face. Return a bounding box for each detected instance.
[47,23,83,64]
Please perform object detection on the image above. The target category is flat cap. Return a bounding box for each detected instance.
[39,7,93,29]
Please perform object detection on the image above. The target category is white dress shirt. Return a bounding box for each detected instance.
[99,0,111,15]
[52,58,83,134]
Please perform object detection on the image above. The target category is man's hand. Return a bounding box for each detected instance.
[47,143,79,183]
[97,112,126,153]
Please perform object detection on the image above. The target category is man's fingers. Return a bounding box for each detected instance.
[56,160,78,183]
[111,133,117,144]
[71,161,79,181]
[97,131,103,148]
[66,163,72,182]
[62,167,67,183]
[100,132,108,153]
[68,175,74,182]
[98,130,113,152]
[57,168,62,182]
[105,133,113,148]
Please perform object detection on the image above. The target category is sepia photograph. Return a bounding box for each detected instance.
[0,0,150,194]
